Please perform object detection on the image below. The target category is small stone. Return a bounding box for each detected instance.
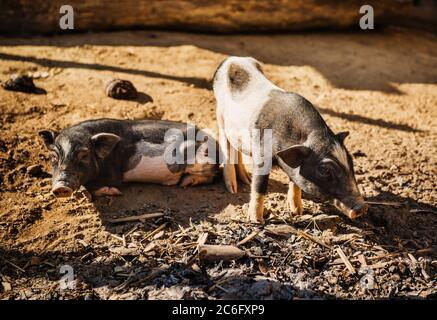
[40,71,50,78]
[27,164,43,177]
[2,74,43,94]
[105,79,138,100]
[30,256,41,266]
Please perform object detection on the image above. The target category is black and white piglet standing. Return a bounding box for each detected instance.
[213,56,368,224]
[39,119,219,198]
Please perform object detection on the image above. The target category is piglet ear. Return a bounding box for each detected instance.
[91,133,121,159]
[276,145,311,168]
[336,131,350,143]
[38,130,57,148]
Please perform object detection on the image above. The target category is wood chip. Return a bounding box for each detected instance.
[336,247,356,274]
[421,269,431,281]
[152,230,165,240]
[256,258,268,274]
[368,262,389,269]
[407,253,418,264]
[265,224,297,237]
[144,242,157,253]
[358,254,367,268]
[107,212,164,223]
[198,244,246,262]
[143,222,168,241]
[197,232,209,246]
[2,282,11,291]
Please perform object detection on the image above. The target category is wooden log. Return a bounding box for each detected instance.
[198,244,246,262]
[0,0,422,34]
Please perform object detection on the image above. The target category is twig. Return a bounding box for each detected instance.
[142,222,168,242]
[410,209,436,214]
[1,258,25,273]
[107,212,164,223]
[247,254,270,259]
[110,234,124,242]
[336,247,356,275]
[299,230,331,249]
[365,201,405,207]
[329,251,402,266]
[237,231,259,246]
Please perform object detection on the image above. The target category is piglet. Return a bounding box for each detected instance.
[213,56,368,224]
[39,119,219,197]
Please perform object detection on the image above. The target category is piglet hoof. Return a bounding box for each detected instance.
[247,205,265,225]
[287,200,304,215]
[224,165,238,194]
[179,176,194,188]
[236,163,251,185]
[93,187,122,197]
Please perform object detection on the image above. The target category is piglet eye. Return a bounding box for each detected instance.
[317,164,331,178]
[49,151,58,161]
[77,149,89,160]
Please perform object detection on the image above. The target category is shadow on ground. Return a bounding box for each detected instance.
[1,30,436,93]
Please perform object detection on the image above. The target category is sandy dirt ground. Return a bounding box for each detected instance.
[0,27,436,300]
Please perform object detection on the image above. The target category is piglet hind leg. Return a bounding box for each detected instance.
[222,140,239,194]
[93,186,123,197]
[287,182,303,215]
[217,111,238,194]
[236,150,251,185]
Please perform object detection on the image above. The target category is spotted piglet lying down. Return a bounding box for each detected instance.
[39,119,219,198]
[213,56,368,223]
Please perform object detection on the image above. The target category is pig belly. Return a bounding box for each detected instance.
[122,156,183,185]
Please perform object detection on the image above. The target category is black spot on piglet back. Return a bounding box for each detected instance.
[228,63,250,92]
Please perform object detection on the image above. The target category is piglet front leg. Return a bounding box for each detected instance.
[287,181,303,215]
[248,170,269,224]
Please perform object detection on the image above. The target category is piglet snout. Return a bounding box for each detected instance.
[334,198,368,219]
[52,183,73,198]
